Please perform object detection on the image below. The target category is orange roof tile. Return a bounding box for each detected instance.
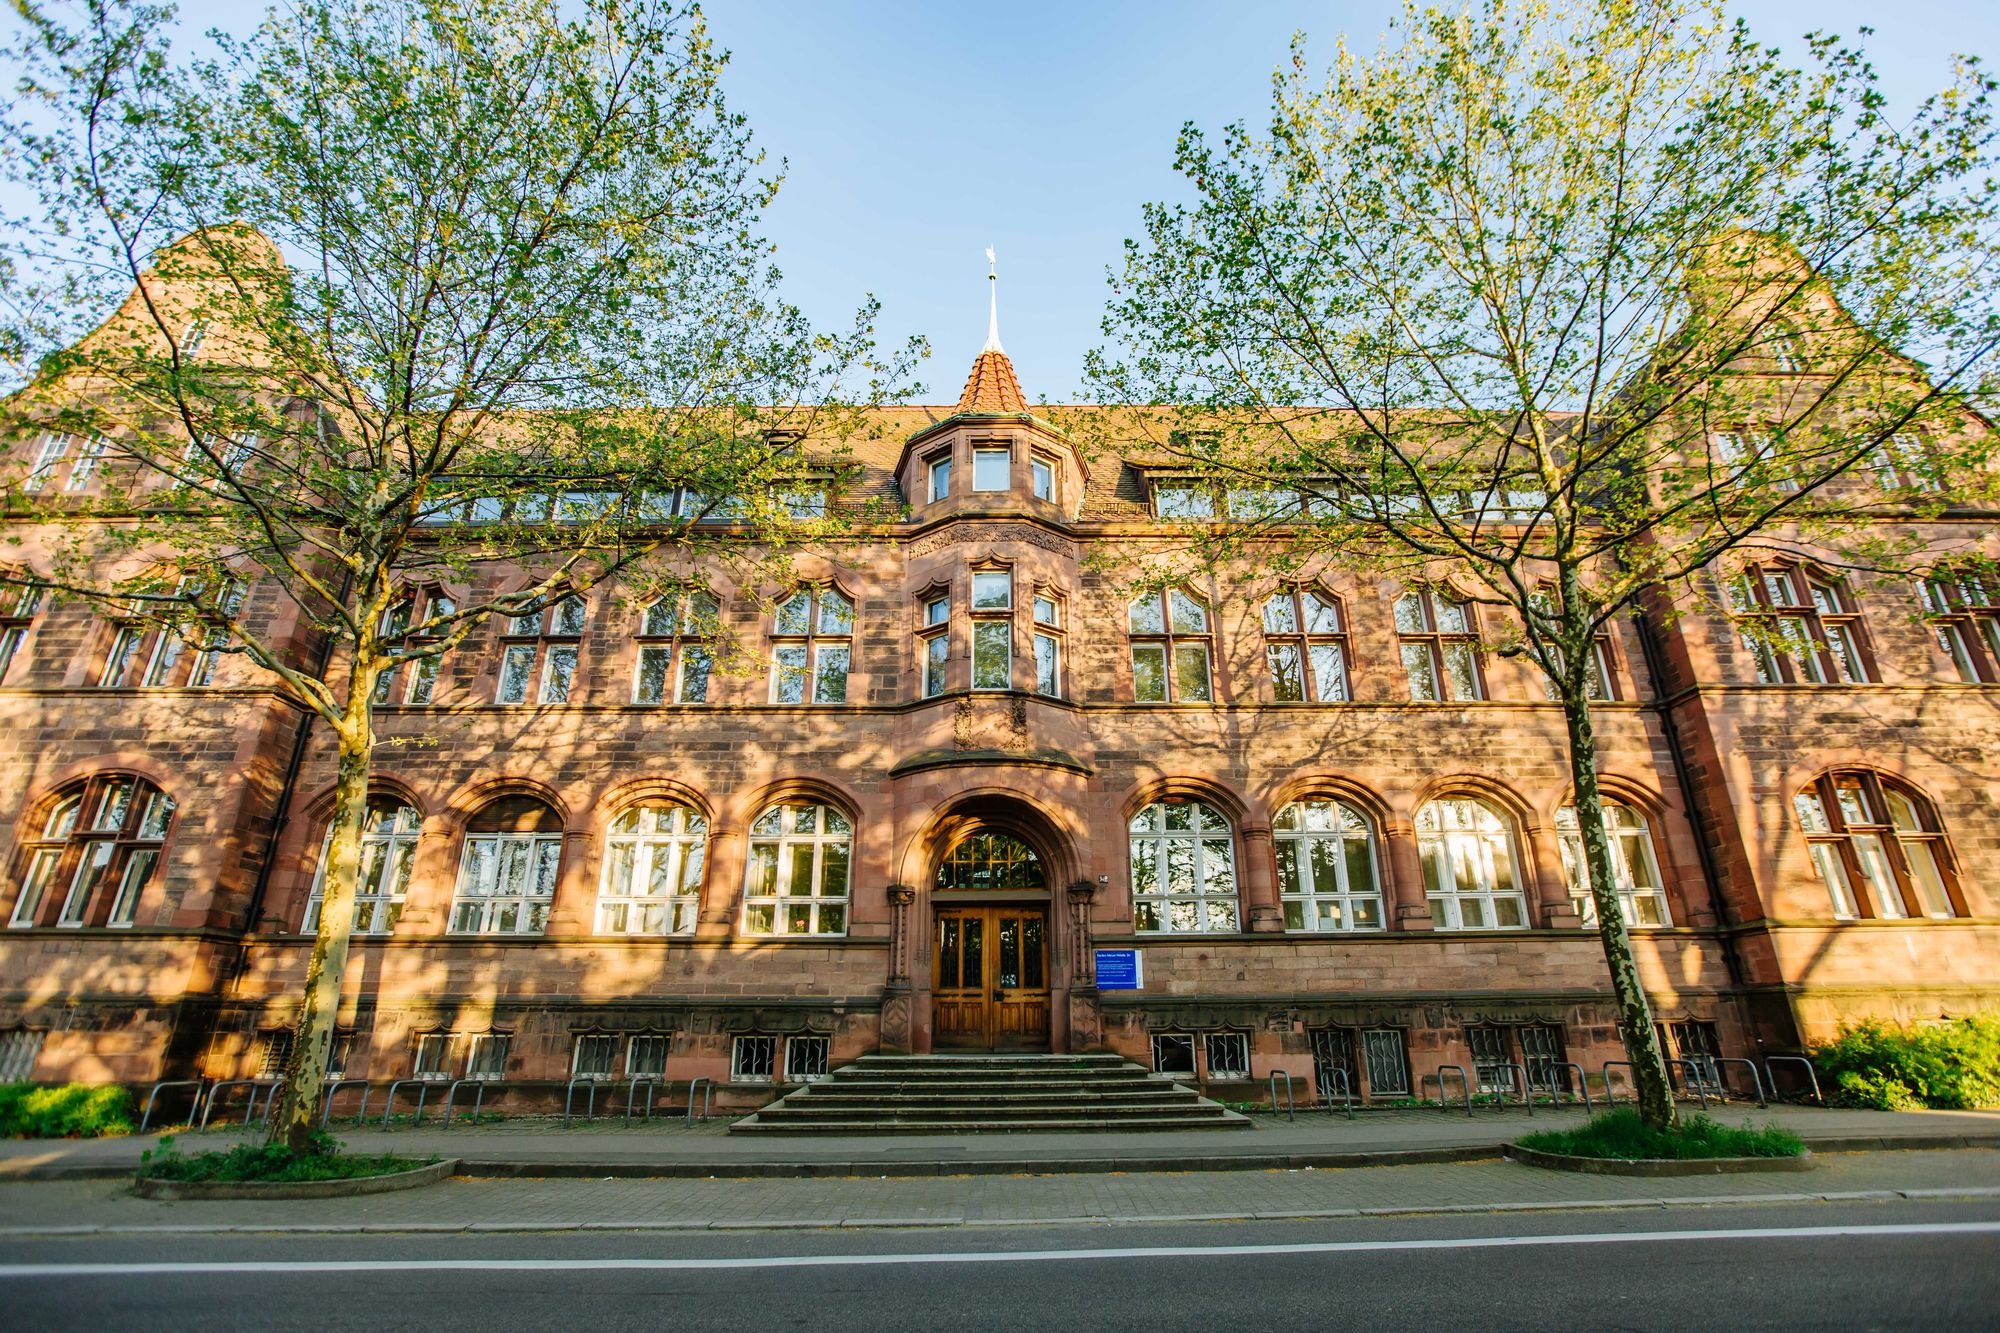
[955,349,1027,414]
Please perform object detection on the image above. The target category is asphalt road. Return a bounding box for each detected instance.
[4,1198,1996,1331]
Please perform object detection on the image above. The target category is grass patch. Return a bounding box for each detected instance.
[0,1083,136,1138]
[1517,1108,1805,1161]
[136,1130,432,1183]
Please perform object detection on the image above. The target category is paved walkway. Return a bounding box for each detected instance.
[3,1104,1997,1180]
[1,1145,1995,1235]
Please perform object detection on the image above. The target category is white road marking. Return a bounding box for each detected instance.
[2,1220,1998,1278]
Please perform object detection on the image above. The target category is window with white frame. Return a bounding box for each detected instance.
[372,587,455,705]
[732,1035,777,1081]
[466,1033,511,1080]
[771,586,852,704]
[0,1030,44,1082]
[304,800,421,934]
[971,571,1012,690]
[495,593,587,704]
[927,451,952,503]
[94,575,245,690]
[1030,455,1055,501]
[785,1035,830,1082]
[1728,564,1871,685]
[1204,1032,1250,1080]
[1555,803,1669,926]
[919,592,950,698]
[62,435,107,491]
[572,1034,618,1080]
[1032,593,1061,698]
[972,446,1011,492]
[1263,587,1350,702]
[1868,433,1940,491]
[1794,771,1959,920]
[1151,1032,1197,1076]
[1129,799,1239,933]
[635,588,717,705]
[1153,484,1215,519]
[1395,588,1483,701]
[627,1034,669,1078]
[413,1033,457,1081]
[257,1030,293,1079]
[1762,321,1807,373]
[0,583,46,685]
[743,803,851,936]
[1273,799,1383,931]
[1415,798,1527,930]
[1921,569,2000,684]
[9,776,174,929]
[596,801,706,935]
[449,797,563,935]
[21,431,75,492]
[1128,589,1213,703]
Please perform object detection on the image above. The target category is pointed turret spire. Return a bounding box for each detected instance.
[957,245,1026,414]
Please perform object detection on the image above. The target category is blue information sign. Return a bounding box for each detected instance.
[1095,948,1143,990]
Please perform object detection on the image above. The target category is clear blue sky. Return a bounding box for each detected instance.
[40,1,2000,401]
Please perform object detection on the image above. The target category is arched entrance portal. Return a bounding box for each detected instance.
[931,829,1053,1050]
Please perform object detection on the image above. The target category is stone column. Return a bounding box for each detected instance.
[1239,824,1283,932]
[879,884,917,1054]
[1066,881,1102,1049]
[1383,819,1434,930]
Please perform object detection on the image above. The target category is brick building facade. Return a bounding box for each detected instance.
[2,294,1997,1108]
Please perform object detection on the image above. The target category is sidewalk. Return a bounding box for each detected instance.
[4,1104,1997,1180]
[1,1144,1995,1236]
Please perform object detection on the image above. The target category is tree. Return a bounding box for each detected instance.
[0,0,914,1150]
[1090,0,2000,1129]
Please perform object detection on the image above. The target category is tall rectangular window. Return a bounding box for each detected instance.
[1034,633,1060,697]
[1031,457,1055,500]
[1729,564,1871,685]
[494,594,587,705]
[1128,590,1212,703]
[928,454,952,503]
[923,631,948,697]
[770,587,852,704]
[1394,589,1483,701]
[1263,587,1350,703]
[972,621,1011,689]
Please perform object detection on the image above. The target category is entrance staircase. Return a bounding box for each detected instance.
[728,1053,1252,1134]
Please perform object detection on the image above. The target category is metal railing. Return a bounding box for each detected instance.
[139,1079,207,1133]
[379,1078,441,1129]
[1764,1054,1824,1105]
[198,1079,277,1131]
[1422,1065,1473,1117]
[1318,1068,1356,1121]
[1266,1070,1298,1122]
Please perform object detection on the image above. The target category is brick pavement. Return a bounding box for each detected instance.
[0,1147,1995,1235]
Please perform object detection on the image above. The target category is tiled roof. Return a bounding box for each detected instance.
[955,350,1027,414]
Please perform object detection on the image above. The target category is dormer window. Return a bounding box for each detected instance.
[973,447,1010,492]
[928,453,952,503]
[1031,456,1055,501]
[1155,485,1215,519]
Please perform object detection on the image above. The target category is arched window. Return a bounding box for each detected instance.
[7,776,174,929]
[495,593,587,704]
[743,803,850,936]
[1273,799,1382,930]
[1130,800,1238,932]
[1764,321,1807,373]
[449,796,563,934]
[304,800,421,934]
[1555,803,1669,926]
[1263,587,1350,703]
[1794,772,1959,920]
[373,587,455,706]
[97,574,245,689]
[936,832,1046,890]
[1128,590,1212,703]
[634,589,717,705]
[1395,588,1482,701]
[1728,563,1871,684]
[771,586,852,704]
[1415,798,1526,930]
[596,801,707,934]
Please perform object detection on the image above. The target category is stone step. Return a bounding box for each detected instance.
[790,1089,1201,1108]
[730,1113,1252,1134]
[752,1100,1211,1121]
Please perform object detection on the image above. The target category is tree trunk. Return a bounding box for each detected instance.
[1558,675,1681,1132]
[267,715,373,1152]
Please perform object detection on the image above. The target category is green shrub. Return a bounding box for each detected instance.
[1517,1108,1805,1160]
[1812,1013,2000,1111]
[136,1129,430,1183]
[0,1083,137,1138]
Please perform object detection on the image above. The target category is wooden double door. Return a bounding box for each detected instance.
[933,906,1050,1050]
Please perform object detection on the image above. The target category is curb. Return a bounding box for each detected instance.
[129,1159,456,1201]
[4,1184,1998,1237]
[8,1132,1997,1183]
[1503,1143,1817,1176]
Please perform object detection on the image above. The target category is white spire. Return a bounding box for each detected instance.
[982,244,1004,354]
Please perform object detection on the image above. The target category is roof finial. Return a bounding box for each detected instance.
[982,244,1003,354]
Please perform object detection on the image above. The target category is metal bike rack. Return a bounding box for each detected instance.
[1422,1065,1473,1117]
[564,1075,609,1128]
[199,1079,277,1131]
[1266,1070,1298,1122]
[443,1078,504,1129]
[139,1079,207,1133]
[685,1076,714,1123]
[1534,1061,1594,1115]
[319,1078,371,1126]
[1669,1058,1708,1109]
[1764,1054,1823,1105]
[1601,1059,1634,1103]
[380,1078,437,1129]
[1500,1062,1533,1116]
[1710,1056,1768,1108]
[624,1075,661,1125]
[1319,1067,1356,1121]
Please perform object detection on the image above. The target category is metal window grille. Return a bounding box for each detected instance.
[256,1030,294,1079]
[1467,1026,1516,1094]
[1361,1028,1410,1096]
[784,1036,830,1082]
[732,1035,777,1082]
[572,1034,617,1080]
[1204,1032,1250,1080]
[413,1033,457,1081]
[1309,1028,1357,1101]
[466,1034,511,1081]
[626,1035,669,1079]
[1667,1020,1722,1090]
[1520,1024,1570,1094]
[1151,1033,1197,1076]
[0,1030,43,1082]
[325,1033,356,1081]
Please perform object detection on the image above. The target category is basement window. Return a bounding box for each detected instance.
[256,1030,294,1080]
[1204,1033,1250,1080]
[627,1035,669,1079]
[732,1035,777,1082]
[785,1036,830,1082]
[0,1030,45,1083]
[572,1035,618,1081]
[1150,1033,1197,1077]
[413,1033,457,1082]
[466,1034,511,1082]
